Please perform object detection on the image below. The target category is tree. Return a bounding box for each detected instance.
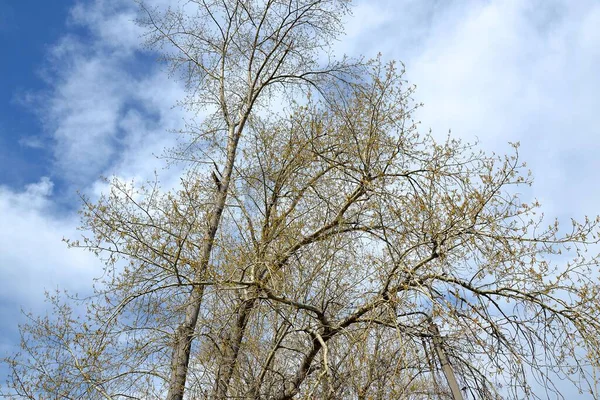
[132,1,359,398]
[4,1,600,399]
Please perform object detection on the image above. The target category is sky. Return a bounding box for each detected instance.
[1,0,599,396]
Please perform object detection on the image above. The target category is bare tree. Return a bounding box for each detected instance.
[136,1,359,399]
[4,1,600,400]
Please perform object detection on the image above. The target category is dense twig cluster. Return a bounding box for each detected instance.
[4,1,600,399]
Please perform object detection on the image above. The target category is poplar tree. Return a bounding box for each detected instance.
[4,1,600,399]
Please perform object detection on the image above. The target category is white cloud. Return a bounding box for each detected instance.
[0,177,97,298]
[339,0,600,220]
[46,53,131,184]
[23,0,190,190]
[0,0,194,352]
[337,4,600,395]
[69,0,145,54]
[0,178,100,356]
[410,1,600,216]
[18,135,46,149]
[0,0,189,364]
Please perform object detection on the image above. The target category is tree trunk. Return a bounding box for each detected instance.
[167,285,205,400]
[213,297,256,399]
[166,125,241,400]
[429,321,464,400]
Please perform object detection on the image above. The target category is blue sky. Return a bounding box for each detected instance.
[0,0,75,189]
[1,0,600,396]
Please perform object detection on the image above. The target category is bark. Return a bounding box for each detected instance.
[167,125,242,400]
[429,321,464,400]
[213,297,257,399]
[277,335,324,400]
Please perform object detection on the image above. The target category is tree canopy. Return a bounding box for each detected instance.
[4,1,600,399]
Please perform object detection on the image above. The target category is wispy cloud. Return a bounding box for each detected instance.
[340,0,600,219]
[21,0,188,189]
[0,177,100,359]
[0,0,188,370]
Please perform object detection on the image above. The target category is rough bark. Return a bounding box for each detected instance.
[213,297,256,399]
[429,321,464,400]
[167,125,242,400]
